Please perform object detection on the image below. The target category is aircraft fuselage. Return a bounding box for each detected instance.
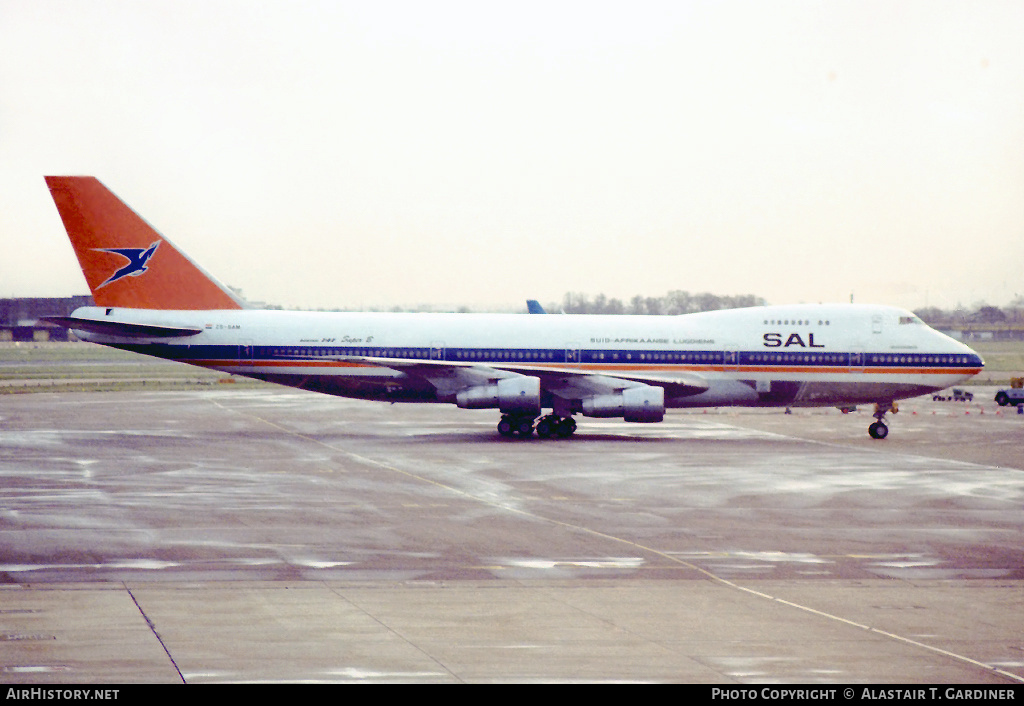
[42,176,984,440]
[69,303,982,411]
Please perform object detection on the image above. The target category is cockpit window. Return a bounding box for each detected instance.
[899,316,923,325]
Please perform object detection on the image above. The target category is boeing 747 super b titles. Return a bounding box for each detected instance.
[42,177,984,440]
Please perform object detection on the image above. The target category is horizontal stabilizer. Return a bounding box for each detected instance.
[41,316,202,338]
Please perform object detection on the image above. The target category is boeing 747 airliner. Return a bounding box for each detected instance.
[42,177,983,440]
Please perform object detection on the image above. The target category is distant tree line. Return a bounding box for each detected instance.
[298,294,1024,321]
[551,290,767,315]
[915,297,1024,327]
[549,293,1024,323]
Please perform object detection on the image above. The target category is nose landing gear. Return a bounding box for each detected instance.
[868,401,896,439]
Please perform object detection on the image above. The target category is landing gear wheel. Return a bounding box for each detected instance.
[498,414,536,439]
[535,416,556,439]
[533,415,576,439]
[868,402,893,440]
[555,417,577,439]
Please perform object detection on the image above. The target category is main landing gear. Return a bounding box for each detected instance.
[497,413,577,440]
[868,401,896,440]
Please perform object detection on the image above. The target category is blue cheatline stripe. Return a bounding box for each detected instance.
[116,343,983,371]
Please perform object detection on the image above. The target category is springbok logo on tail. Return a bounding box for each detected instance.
[94,241,161,289]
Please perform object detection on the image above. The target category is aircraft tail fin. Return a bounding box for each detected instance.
[45,176,245,310]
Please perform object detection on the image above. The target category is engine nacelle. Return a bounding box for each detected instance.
[456,376,541,416]
[581,385,665,423]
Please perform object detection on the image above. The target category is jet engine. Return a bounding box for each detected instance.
[581,385,665,423]
[456,376,541,416]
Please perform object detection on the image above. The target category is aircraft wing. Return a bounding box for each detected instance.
[337,355,709,400]
[524,367,708,399]
[335,356,533,399]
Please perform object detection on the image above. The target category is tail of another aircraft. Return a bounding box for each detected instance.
[45,176,245,310]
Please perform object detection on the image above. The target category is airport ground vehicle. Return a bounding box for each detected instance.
[932,388,974,402]
[994,388,1024,406]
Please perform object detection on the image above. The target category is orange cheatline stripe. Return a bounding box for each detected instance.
[187,359,981,377]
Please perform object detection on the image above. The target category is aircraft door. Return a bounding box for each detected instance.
[849,349,865,372]
[565,344,581,367]
[239,339,254,368]
[430,341,445,361]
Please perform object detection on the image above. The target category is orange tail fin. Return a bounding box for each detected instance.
[45,176,245,310]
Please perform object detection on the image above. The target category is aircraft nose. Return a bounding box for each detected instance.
[960,343,984,370]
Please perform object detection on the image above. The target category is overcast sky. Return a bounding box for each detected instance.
[2,0,1022,311]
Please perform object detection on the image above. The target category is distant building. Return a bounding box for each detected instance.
[946,323,1024,342]
[0,296,94,341]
